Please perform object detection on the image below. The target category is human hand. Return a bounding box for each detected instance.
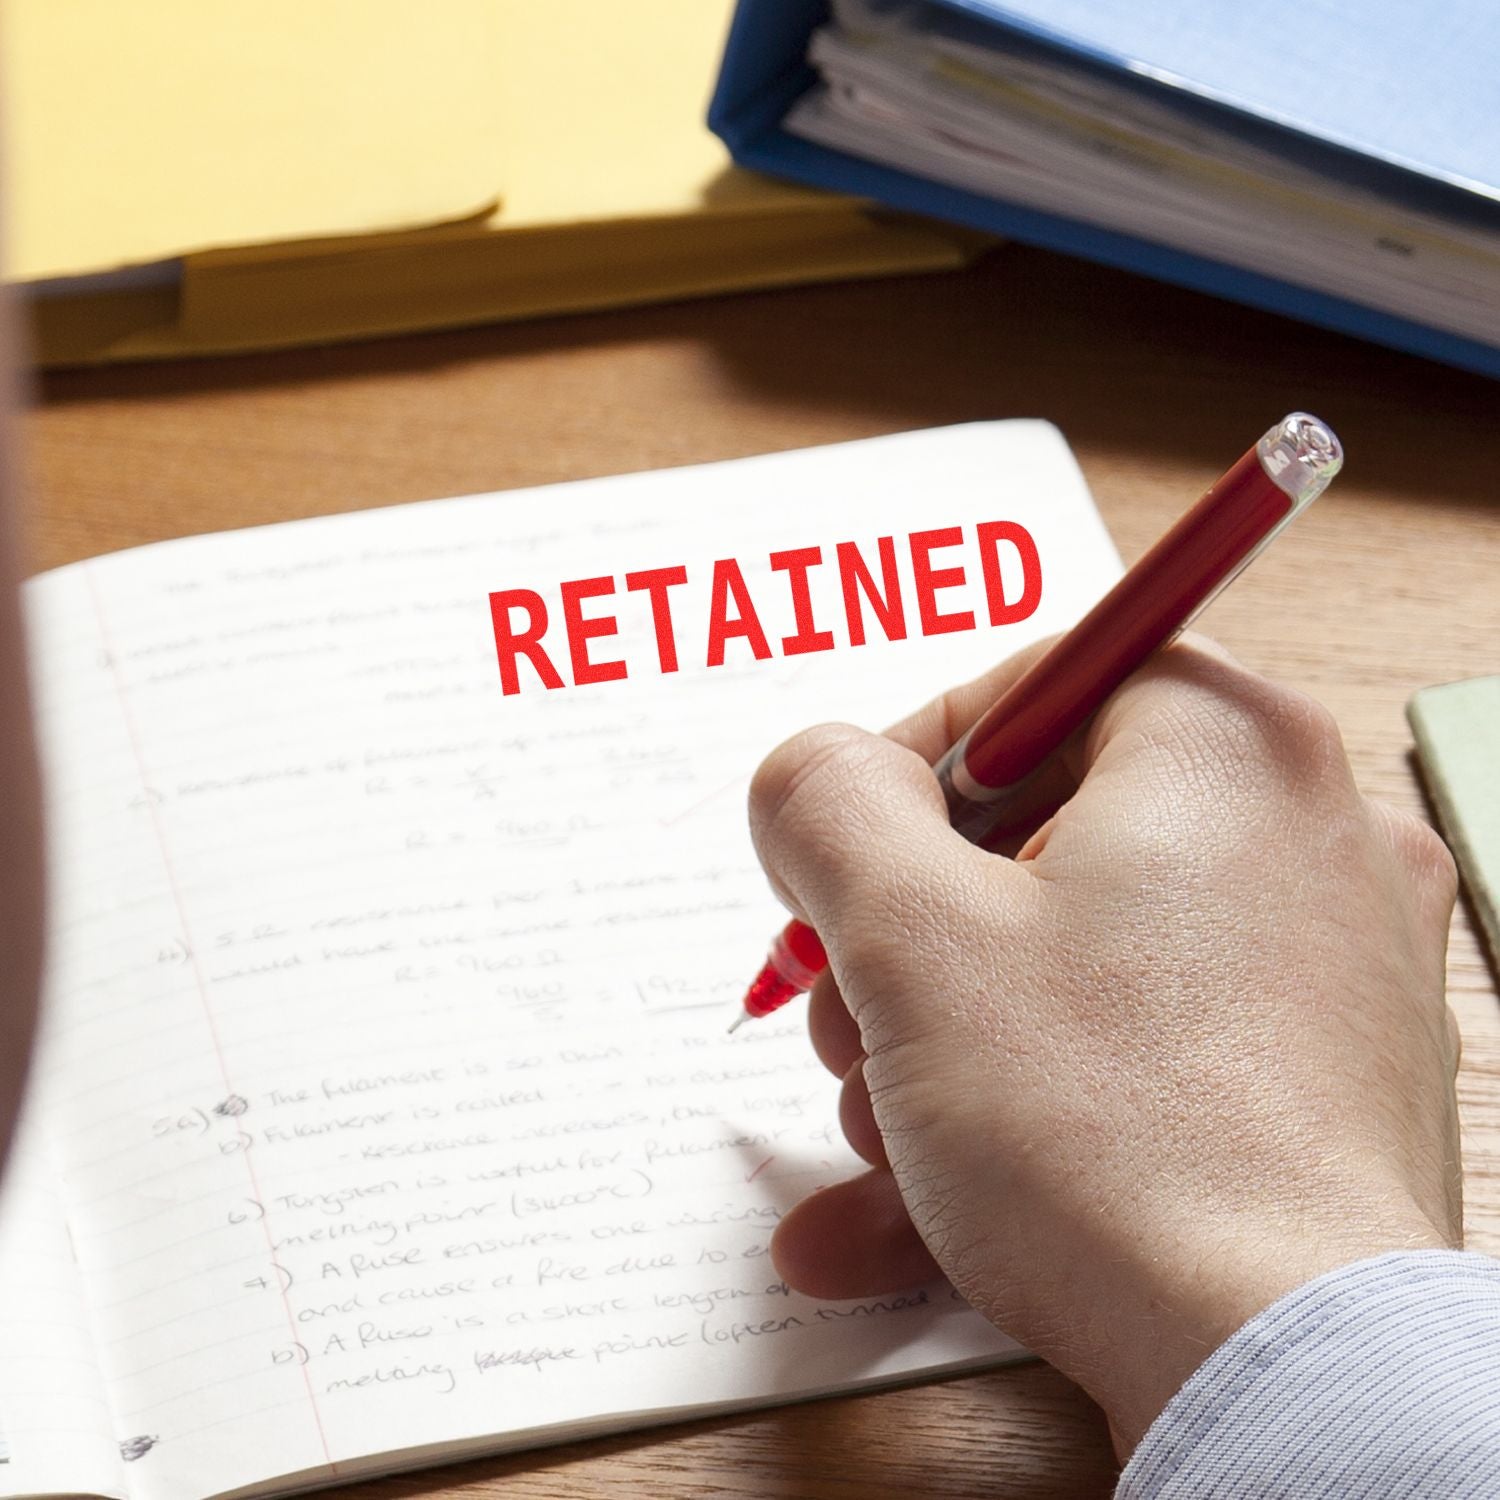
[747,636,1462,1455]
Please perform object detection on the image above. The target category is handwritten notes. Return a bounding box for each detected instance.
[4,424,1121,1500]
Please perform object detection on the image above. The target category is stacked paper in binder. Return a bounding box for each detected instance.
[711,0,1500,378]
[1,0,980,366]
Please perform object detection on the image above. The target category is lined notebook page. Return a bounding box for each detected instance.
[0,1114,123,1500]
[18,424,1121,1500]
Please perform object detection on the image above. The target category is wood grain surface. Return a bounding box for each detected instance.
[22,244,1500,1498]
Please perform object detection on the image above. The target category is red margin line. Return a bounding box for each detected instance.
[85,564,337,1473]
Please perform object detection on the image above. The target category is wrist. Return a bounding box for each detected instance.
[1092,1219,1454,1456]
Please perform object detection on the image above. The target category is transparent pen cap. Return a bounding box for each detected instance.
[1257,412,1343,510]
[1173,411,1342,638]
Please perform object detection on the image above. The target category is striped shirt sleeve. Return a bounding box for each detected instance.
[1117,1250,1500,1498]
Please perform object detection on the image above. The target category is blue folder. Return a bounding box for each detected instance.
[708,0,1500,380]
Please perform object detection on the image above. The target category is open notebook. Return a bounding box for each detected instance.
[0,423,1121,1500]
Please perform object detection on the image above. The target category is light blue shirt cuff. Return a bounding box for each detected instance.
[1117,1249,1500,1498]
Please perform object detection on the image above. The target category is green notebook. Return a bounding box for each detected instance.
[1409,676,1500,971]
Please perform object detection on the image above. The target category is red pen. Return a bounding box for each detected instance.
[729,412,1343,1032]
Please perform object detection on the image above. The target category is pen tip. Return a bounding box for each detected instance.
[726,1010,748,1035]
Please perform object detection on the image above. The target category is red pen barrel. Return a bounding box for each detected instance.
[950,446,1291,795]
[735,414,1341,1026]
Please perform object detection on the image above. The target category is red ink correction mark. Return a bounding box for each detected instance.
[745,1157,775,1184]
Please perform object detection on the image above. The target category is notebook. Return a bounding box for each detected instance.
[1409,677,1500,975]
[709,0,1500,379]
[0,423,1122,1500]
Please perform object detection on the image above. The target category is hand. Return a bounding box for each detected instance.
[747,636,1462,1455]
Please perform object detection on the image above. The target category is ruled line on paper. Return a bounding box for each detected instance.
[17,426,1115,1494]
[85,565,340,1478]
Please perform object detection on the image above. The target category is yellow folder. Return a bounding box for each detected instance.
[4,1,981,365]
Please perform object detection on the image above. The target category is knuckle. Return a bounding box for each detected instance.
[1174,629,1239,666]
[1268,687,1344,759]
[1102,648,1352,799]
[1447,1006,1464,1074]
[1379,803,1459,900]
[1178,673,1347,789]
[748,723,874,842]
[1211,675,1341,764]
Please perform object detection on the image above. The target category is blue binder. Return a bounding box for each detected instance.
[708,0,1500,380]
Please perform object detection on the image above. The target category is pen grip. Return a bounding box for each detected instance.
[934,733,1075,847]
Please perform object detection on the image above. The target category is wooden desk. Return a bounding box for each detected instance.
[24,245,1500,1497]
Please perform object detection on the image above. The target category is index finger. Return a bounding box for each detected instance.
[885,631,1238,766]
[883,635,1059,763]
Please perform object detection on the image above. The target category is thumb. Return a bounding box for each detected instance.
[747,723,1023,1024]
